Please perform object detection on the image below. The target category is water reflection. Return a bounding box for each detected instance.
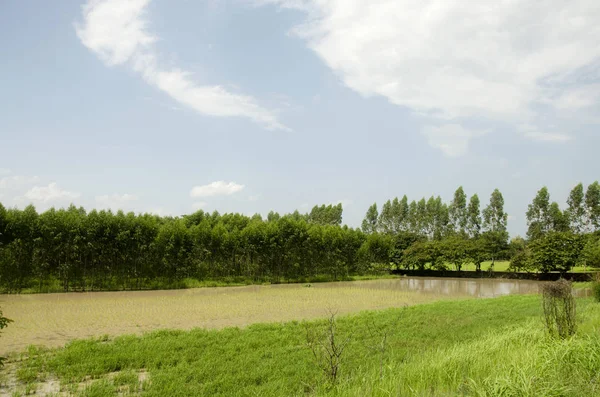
[311,277,588,298]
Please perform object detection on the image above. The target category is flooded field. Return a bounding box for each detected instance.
[0,277,549,354]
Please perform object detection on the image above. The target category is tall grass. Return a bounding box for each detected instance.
[8,295,600,396]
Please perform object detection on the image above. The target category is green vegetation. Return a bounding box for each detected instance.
[0,307,12,367]
[7,295,600,396]
[2,182,600,294]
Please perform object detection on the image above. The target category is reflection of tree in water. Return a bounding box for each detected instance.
[378,278,542,298]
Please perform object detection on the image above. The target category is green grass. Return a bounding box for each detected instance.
[8,294,600,396]
[15,274,399,294]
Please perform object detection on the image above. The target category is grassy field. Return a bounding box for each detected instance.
[0,279,475,354]
[3,293,600,396]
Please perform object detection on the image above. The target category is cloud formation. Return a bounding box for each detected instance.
[260,0,600,155]
[76,0,287,130]
[23,183,81,203]
[0,175,40,190]
[190,181,245,198]
[95,193,139,211]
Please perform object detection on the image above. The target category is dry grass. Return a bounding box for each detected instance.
[0,280,469,354]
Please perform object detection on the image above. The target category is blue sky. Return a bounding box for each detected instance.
[1,0,599,237]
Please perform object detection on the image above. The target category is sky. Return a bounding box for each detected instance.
[1,0,600,237]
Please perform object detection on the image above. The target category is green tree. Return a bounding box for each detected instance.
[580,235,600,269]
[585,181,600,231]
[361,203,379,234]
[441,236,469,271]
[377,200,394,234]
[526,187,551,240]
[466,194,481,238]
[528,231,584,273]
[566,183,586,233]
[482,189,508,266]
[448,186,468,236]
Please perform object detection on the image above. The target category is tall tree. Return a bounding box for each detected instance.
[482,189,508,233]
[526,187,551,240]
[482,189,508,266]
[361,203,379,234]
[586,181,600,232]
[397,195,409,232]
[448,186,468,235]
[548,202,569,232]
[566,183,586,233]
[377,200,394,234]
[466,194,481,238]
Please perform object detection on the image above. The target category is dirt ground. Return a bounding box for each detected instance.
[0,277,542,354]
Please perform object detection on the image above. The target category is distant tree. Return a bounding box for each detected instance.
[395,195,410,232]
[482,189,509,266]
[449,186,468,236]
[585,181,600,232]
[548,202,569,232]
[377,200,394,234]
[528,231,584,273]
[267,211,281,222]
[482,189,508,233]
[441,236,470,271]
[361,203,379,234]
[580,235,600,269]
[526,187,551,240]
[308,204,343,226]
[466,194,482,238]
[566,183,586,233]
[467,238,487,272]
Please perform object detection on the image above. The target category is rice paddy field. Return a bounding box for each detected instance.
[1,278,599,396]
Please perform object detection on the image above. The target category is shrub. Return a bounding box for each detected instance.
[0,308,13,367]
[541,279,576,339]
[592,274,600,303]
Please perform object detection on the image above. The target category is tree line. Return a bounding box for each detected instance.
[1,183,599,292]
[0,203,379,292]
[511,182,600,272]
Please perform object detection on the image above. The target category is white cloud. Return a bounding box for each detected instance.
[23,183,81,203]
[76,0,287,130]
[260,0,600,153]
[191,201,208,210]
[422,124,485,157]
[190,181,245,198]
[0,175,40,190]
[517,124,572,143]
[0,168,11,176]
[95,193,139,211]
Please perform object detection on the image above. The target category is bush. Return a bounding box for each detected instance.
[541,279,576,339]
[0,308,12,367]
[592,274,600,303]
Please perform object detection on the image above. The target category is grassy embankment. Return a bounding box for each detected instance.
[5,294,600,396]
[10,261,598,295]
[13,274,400,294]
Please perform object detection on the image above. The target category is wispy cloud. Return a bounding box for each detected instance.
[0,175,40,190]
[23,183,81,203]
[191,201,208,210]
[190,181,245,198]
[95,193,139,211]
[76,0,288,130]
[260,0,600,154]
[422,124,486,157]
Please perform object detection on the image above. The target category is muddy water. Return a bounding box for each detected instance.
[310,277,544,297]
[0,277,566,354]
